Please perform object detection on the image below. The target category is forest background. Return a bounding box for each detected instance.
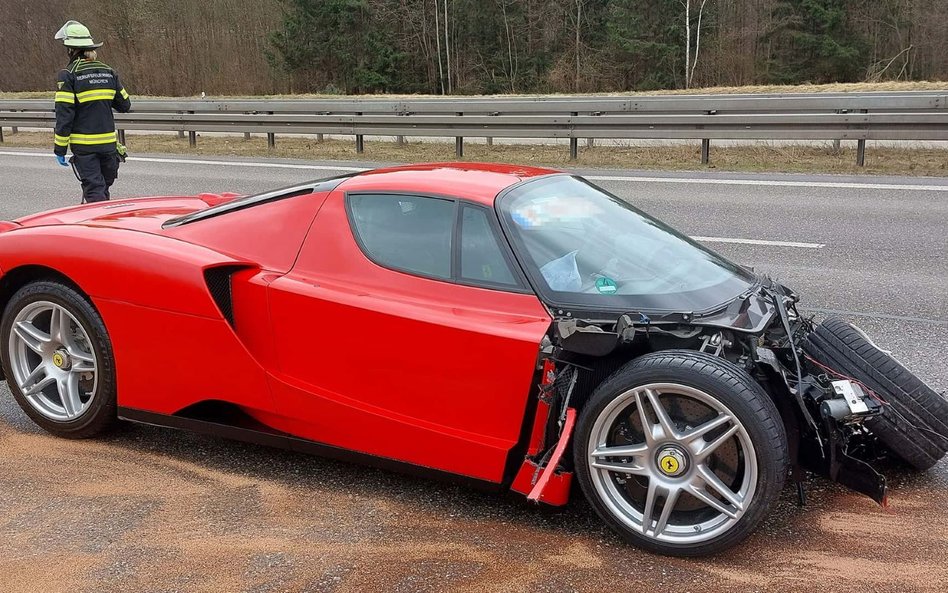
[1,1,945,96]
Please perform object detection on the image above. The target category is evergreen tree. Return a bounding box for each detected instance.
[768,0,868,83]
[268,0,404,93]
[603,0,682,90]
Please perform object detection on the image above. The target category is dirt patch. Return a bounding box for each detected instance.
[1,414,946,593]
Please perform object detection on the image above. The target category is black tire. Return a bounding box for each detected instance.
[803,317,948,471]
[573,350,788,557]
[1,280,116,438]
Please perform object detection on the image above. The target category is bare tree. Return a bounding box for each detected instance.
[434,0,445,93]
[443,0,452,93]
[573,0,586,93]
[498,0,518,92]
[682,0,709,88]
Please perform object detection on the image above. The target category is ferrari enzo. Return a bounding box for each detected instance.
[0,162,945,556]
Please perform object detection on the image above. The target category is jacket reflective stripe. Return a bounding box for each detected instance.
[69,131,117,145]
[75,61,110,72]
[76,89,116,103]
[54,92,75,104]
[120,88,129,100]
[54,134,70,147]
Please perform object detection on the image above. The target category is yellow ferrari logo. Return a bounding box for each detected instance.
[660,455,680,475]
[52,353,65,368]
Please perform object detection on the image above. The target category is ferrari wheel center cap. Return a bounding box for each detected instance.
[656,446,687,477]
[51,350,70,370]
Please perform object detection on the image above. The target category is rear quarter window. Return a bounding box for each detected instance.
[348,194,455,280]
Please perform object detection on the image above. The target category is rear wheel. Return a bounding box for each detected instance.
[1,280,116,438]
[573,350,787,556]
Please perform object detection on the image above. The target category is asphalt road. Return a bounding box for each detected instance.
[0,149,946,593]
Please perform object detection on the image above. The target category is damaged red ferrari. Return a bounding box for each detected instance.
[0,162,945,556]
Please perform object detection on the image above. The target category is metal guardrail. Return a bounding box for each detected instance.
[1,91,946,165]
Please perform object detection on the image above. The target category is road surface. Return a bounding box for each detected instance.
[0,149,946,592]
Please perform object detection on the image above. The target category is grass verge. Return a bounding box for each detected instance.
[3,131,946,176]
[2,81,945,101]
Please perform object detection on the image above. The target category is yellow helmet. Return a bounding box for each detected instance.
[54,20,103,49]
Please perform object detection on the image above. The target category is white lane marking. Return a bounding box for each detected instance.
[0,151,365,172]
[129,156,366,172]
[0,151,830,249]
[585,175,948,192]
[2,150,947,191]
[691,236,825,249]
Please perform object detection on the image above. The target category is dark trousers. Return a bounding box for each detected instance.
[72,152,120,203]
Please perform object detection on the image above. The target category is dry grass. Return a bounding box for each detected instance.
[2,81,945,101]
[4,131,946,176]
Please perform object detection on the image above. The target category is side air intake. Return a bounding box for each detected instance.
[203,266,243,327]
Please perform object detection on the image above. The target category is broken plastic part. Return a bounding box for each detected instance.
[527,408,576,503]
[510,459,572,506]
[554,319,618,356]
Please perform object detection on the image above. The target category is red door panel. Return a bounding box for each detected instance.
[265,192,551,482]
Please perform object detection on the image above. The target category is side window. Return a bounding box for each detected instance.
[459,205,519,287]
[348,194,455,279]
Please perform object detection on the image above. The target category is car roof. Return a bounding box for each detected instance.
[336,162,560,206]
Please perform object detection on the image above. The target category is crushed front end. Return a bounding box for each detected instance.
[518,277,899,506]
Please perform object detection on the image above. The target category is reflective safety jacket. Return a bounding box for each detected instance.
[54,58,131,156]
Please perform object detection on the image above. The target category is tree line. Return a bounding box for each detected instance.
[1,0,945,96]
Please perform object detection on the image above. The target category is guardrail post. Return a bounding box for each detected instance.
[397,135,405,145]
[855,108,868,166]
[569,112,578,161]
[117,129,126,145]
[701,139,711,165]
[586,138,594,148]
[187,111,196,147]
[244,132,251,140]
[267,112,275,148]
[317,133,324,143]
[486,137,493,147]
[455,112,463,159]
[0,127,4,143]
[355,112,364,153]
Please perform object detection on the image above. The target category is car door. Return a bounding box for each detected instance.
[265,190,552,483]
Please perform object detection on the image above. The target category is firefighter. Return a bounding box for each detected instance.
[53,21,131,203]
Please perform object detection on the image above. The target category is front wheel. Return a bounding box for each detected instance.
[1,280,116,438]
[573,350,788,556]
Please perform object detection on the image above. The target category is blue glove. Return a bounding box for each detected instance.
[56,155,69,167]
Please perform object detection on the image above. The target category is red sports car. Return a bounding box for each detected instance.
[0,163,945,556]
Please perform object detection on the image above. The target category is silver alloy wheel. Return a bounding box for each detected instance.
[8,301,98,421]
[587,382,758,545]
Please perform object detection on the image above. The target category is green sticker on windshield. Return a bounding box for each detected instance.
[595,277,617,294]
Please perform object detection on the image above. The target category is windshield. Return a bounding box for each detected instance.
[498,175,756,313]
